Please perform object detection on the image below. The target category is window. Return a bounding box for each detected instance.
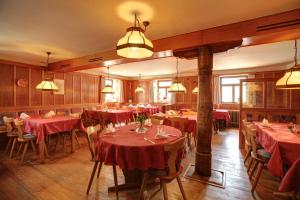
[153,80,172,103]
[104,79,122,102]
[220,76,247,103]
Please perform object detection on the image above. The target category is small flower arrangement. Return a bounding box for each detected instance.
[136,113,147,124]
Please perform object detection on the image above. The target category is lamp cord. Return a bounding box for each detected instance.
[176,58,179,81]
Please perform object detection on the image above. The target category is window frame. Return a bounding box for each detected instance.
[156,79,172,103]
[220,75,247,104]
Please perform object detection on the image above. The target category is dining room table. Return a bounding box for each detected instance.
[94,123,182,191]
[84,109,134,125]
[254,122,300,177]
[23,115,82,162]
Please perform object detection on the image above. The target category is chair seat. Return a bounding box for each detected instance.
[7,131,18,137]
[17,134,36,141]
[251,149,271,162]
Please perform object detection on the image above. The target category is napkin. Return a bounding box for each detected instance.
[138,104,145,108]
[3,116,13,123]
[69,113,80,118]
[129,104,134,107]
[155,126,168,138]
[106,123,115,133]
[146,104,152,108]
[20,112,30,120]
[44,110,56,118]
[166,110,178,117]
[144,118,152,126]
[262,118,269,126]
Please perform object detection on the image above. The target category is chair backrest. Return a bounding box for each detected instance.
[81,111,101,128]
[164,137,186,176]
[13,119,24,139]
[3,116,14,133]
[85,124,102,160]
[168,117,188,133]
[244,123,258,157]
[150,116,163,125]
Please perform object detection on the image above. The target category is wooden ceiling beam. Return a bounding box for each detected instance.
[49,9,300,72]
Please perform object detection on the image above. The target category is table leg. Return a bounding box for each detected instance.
[39,139,45,162]
[71,129,75,153]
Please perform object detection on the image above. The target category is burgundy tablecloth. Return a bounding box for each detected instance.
[213,109,231,125]
[254,122,300,177]
[85,110,133,124]
[279,158,300,192]
[94,124,182,170]
[163,115,197,137]
[140,107,159,115]
[24,116,82,143]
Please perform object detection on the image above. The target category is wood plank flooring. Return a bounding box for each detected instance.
[0,129,288,200]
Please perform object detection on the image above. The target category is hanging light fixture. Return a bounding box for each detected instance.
[135,74,145,93]
[168,58,187,93]
[192,86,198,94]
[101,67,115,94]
[117,13,153,59]
[276,40,300,89]
[36,52,59,91]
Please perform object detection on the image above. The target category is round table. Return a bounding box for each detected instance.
[95,124,182,170]
[94,124,182,191]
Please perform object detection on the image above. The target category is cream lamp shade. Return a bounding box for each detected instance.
[116,14,153,59]
[276,40,300,90]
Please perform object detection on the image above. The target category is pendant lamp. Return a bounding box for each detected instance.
[135,74,145,93]
[101,67,115,94]
[276,40,300,89]
[168,58,187,93]
[192,86,198,94]
[36,52,59,91]
[117,13,153,59]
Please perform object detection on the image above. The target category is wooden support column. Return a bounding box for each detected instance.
[174,40,242,177]
[195,46,213,176]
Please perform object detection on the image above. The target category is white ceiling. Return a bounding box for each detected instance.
[80,40,300,78]
[0,0,299,65]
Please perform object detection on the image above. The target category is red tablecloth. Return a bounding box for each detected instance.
[85,110,133,124]
[24,116,82,143]
[139,107,159,115]
[213,109,231,125]
[163,115,197,137]
[94,124,182,170]
[254,122,300,177]
[279,158,300,192]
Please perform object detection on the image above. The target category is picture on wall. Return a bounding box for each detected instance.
[53,79,65,95]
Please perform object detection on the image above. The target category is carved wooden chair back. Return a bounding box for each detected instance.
[164,137,186,176]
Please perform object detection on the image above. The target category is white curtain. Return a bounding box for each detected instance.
[152,80,158,103]
[149,80,154,103]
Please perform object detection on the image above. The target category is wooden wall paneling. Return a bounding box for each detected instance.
[54,73,64,105]
[89,76,95,103]
[30,69,43,106]
[65,73,73,104]
[0,63,14,107]
[82,75,89,103]
[73,74,81,104]
[15,66,29,106]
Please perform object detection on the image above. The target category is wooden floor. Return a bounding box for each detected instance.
[0,129,287,200]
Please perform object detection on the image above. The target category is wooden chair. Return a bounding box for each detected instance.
[3,116,18,157]
[168,117,191,148]
[138,137,187,200]
[82,115,119,198]
[241,119,252,166]
[12,119,37,163]
[244,123,271,193]
[150,116,163,125]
